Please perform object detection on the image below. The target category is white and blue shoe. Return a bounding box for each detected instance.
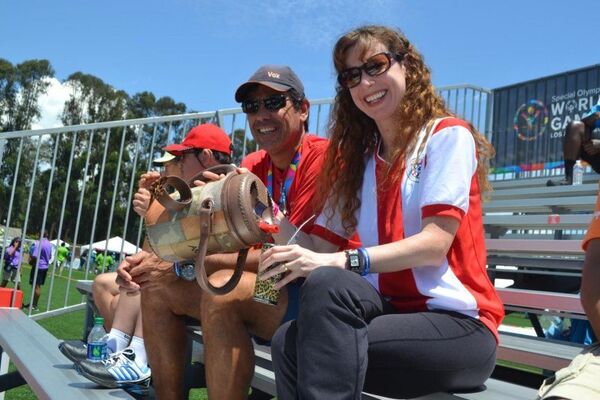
[76,347,151,388]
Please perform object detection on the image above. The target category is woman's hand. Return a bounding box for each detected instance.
[258,244,343,290]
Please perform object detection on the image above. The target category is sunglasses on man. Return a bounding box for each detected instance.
[241,94,290,115]
[337,52,405,89]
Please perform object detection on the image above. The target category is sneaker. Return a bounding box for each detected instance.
[21,303,39,311]
[76,348,151,388]
[58,340,88,363]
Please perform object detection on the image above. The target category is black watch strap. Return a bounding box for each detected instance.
[345,249,363,275]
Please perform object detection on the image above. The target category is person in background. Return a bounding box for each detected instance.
[94,250,104,275]
[265,25,503,399]
[547,101,600,186]
[1,237,22,290]
[56,242,69,276]
[23,231,52,311]
[536,186,600,399]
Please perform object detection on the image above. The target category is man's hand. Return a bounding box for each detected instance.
[583,139,600,155]
[133,172,161,217]
[133,188,152,217]
[128,251,176,290]
[191,166,247,187]
[116,251,152,293]
[139,171,161,190]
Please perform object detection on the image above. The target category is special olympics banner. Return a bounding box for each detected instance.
[491,64,600,174]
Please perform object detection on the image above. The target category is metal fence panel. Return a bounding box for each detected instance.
[0,84,490,315]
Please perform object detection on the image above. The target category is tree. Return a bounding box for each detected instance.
[0,59,54,233]
[61,72,128,125]
[0,59,54,132]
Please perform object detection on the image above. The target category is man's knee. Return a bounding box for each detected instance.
[564,121,586,145]
[92,272,118,298]
[142,280,203,320]
[202,270,254,307]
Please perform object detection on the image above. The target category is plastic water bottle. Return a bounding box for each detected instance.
[572,160,584,185]
[86,316,107,362]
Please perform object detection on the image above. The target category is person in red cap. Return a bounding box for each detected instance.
[119,65,330,399]
[59,124,233,390]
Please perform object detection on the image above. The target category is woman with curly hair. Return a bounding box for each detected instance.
[260,25,504,399]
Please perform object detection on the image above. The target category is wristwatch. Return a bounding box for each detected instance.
[345,249,363,275]
[173,261,196,281]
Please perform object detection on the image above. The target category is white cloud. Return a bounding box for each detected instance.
[31,77,73,130]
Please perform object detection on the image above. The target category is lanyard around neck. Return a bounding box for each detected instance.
[267,150,301,215]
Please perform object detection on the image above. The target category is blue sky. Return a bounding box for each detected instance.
[1,0,599,119]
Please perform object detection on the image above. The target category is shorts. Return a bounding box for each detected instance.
[29,267,48,286]
[3,266,18,282]
[537,342,600,400]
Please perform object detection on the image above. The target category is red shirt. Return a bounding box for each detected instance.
[242,134,328,231]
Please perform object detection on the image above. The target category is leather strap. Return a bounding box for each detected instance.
[152,176,192,212]
[152,164,237,212]
[194,199,245,295]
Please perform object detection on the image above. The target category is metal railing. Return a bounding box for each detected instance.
[0,84,491,317]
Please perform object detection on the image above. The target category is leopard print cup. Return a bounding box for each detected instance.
[253,243,284,305]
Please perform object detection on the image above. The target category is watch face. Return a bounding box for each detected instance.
[180,263,196,281]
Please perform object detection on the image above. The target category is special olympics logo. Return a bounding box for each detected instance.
[566,99,577,114]
[407,157,424,182]
[513,99,549,141]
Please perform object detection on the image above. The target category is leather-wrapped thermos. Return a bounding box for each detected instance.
[144,165,274,295]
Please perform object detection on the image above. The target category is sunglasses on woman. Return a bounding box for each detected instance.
[337,52,405,89]
[241,94,289,114]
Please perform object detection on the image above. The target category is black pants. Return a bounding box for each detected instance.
[271,267,497,400]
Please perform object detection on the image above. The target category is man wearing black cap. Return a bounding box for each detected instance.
[193,65,329,400]
[133,66,329,399]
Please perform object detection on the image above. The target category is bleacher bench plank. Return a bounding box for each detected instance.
[363,378,538,400]
[489,183,598,201]
[484,213,591,230]
[490,174,597,190]
[484,195,596,213]
[0,308,133,399]
[497,288,584,316]
[486,239,583,256]
[497,332,583,372]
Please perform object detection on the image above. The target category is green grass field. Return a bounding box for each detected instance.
[2,264,542,399]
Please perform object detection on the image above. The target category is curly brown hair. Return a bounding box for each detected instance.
[315,25,494,234]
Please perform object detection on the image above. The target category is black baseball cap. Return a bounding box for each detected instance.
[235,65,305,102]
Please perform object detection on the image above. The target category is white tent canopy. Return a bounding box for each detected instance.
[50,239,71,247]
[79,236,138,255]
